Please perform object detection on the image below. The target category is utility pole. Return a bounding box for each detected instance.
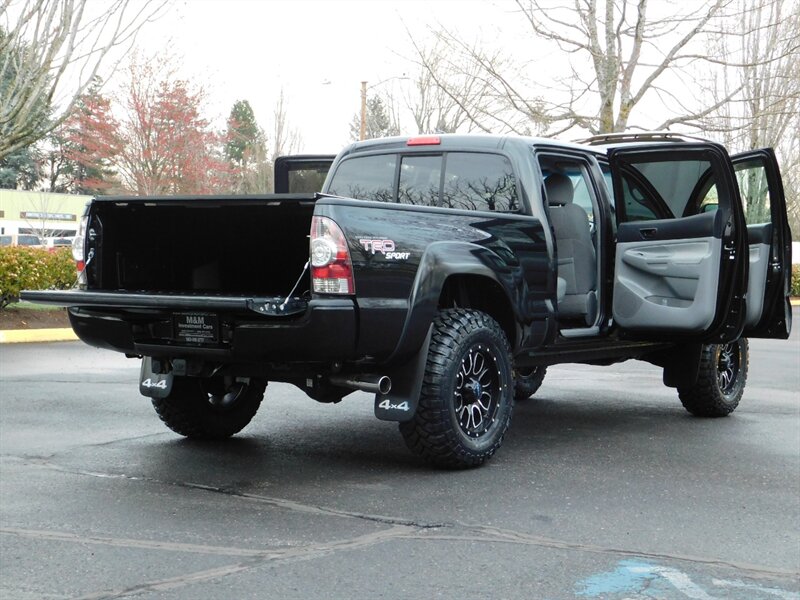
[360,81,367,141]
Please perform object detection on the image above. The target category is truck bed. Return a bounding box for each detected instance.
[89,194,316,298]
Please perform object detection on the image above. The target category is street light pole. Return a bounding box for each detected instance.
[359,81,367,141]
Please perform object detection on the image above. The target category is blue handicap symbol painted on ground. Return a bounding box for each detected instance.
[575,559,799,599]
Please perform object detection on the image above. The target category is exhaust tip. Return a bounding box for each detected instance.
[376,376,392,395]
[327,374,392,395]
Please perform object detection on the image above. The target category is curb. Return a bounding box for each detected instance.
[2,301,798,344]
[0,328,78,344]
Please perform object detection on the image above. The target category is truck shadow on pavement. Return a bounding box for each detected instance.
[61,394,746,492]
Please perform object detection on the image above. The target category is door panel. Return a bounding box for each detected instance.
[608,144,747,341]
[732,150,792,339]
[615,211,721,331]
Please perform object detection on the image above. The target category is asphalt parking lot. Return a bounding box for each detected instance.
[1,313,798,599]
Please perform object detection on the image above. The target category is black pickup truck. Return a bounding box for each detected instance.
[24,133,792,468]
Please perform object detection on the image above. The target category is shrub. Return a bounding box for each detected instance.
[792,264,800,297]
[44,247,78,290]
[0,247,76,309]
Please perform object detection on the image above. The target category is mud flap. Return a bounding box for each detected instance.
[139,356,174,399]
[374,327,432,422]
[643,343,703,389]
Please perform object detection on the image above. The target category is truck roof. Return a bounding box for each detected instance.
[340,131,707,158]
[342,133,605,155]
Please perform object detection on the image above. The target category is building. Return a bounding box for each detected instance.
[0,189,92,238]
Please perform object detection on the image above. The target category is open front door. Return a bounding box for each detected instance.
[609,143,748,342]
[731,149,792,339]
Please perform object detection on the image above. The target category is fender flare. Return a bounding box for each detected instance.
[385,241,520,364]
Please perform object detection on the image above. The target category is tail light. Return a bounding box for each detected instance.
[310,216,354,294]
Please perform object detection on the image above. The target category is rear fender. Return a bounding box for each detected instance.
[386,241,521,363]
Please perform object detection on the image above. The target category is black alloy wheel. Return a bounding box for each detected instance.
[677,338,748,417]
[454,343,502,438]
[399,309,514,469]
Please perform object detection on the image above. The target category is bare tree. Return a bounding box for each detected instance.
[408,32,547,135]
[271,89,301,160]
[419,0,750,136]
[702,0,800,233]
[404,37,498,134]
[0,0,167,160]
[21,191,67,240]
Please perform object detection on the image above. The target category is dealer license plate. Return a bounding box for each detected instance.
[172,312,219,344]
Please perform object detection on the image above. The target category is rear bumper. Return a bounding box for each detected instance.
[57,294,357,362]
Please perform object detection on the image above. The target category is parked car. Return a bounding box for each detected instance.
[0,233,44,248]
[44,237,75,252]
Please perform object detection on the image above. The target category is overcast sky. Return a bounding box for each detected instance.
[133,0,526,152]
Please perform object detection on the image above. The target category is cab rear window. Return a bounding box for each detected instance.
[327,154,396,202]
[327,151,518,213]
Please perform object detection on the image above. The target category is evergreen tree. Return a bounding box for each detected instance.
[350,95,400,141]
[225,100,261,167]
[0,144,42,190]
[225,99,269,193]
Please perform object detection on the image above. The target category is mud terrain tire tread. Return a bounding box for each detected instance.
[399,309,514,469]
[677,339,748,417]
[152,377,266,439]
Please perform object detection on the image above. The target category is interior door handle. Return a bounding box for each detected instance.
[639,227,657,240]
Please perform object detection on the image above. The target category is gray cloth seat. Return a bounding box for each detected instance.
[545,172,597,324]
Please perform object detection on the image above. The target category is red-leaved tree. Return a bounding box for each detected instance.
[45,82,121,194]
[62,85,121,194]
[114,55,230,195]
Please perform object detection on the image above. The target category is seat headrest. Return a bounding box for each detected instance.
[545,173,574,206]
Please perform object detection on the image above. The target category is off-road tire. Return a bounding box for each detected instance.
[399,309,514,469]
[152,376,267,439]
[677,338,748,417]
[514,365,547,401]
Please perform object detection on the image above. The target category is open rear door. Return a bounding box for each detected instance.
[273,155,335,193]
[609,143,748,342]
[731,149,792,339]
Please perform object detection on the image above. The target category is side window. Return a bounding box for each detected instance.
[538,157,597,226]
[327,154,396,202]
[621,176,661,222]
[398,155,441,206]
[569,170,594,223]
[442,153,518,212]
[699,162,771,226]
[613,159,715,223]
[597,161,660,224]
[736,161,771,225]
[698,184,719,214]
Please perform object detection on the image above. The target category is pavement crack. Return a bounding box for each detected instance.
[70,525,413,600]
[25,458,448,530]
[177,480,447,529]
[409,525,800,582]
[18,459,799,586]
